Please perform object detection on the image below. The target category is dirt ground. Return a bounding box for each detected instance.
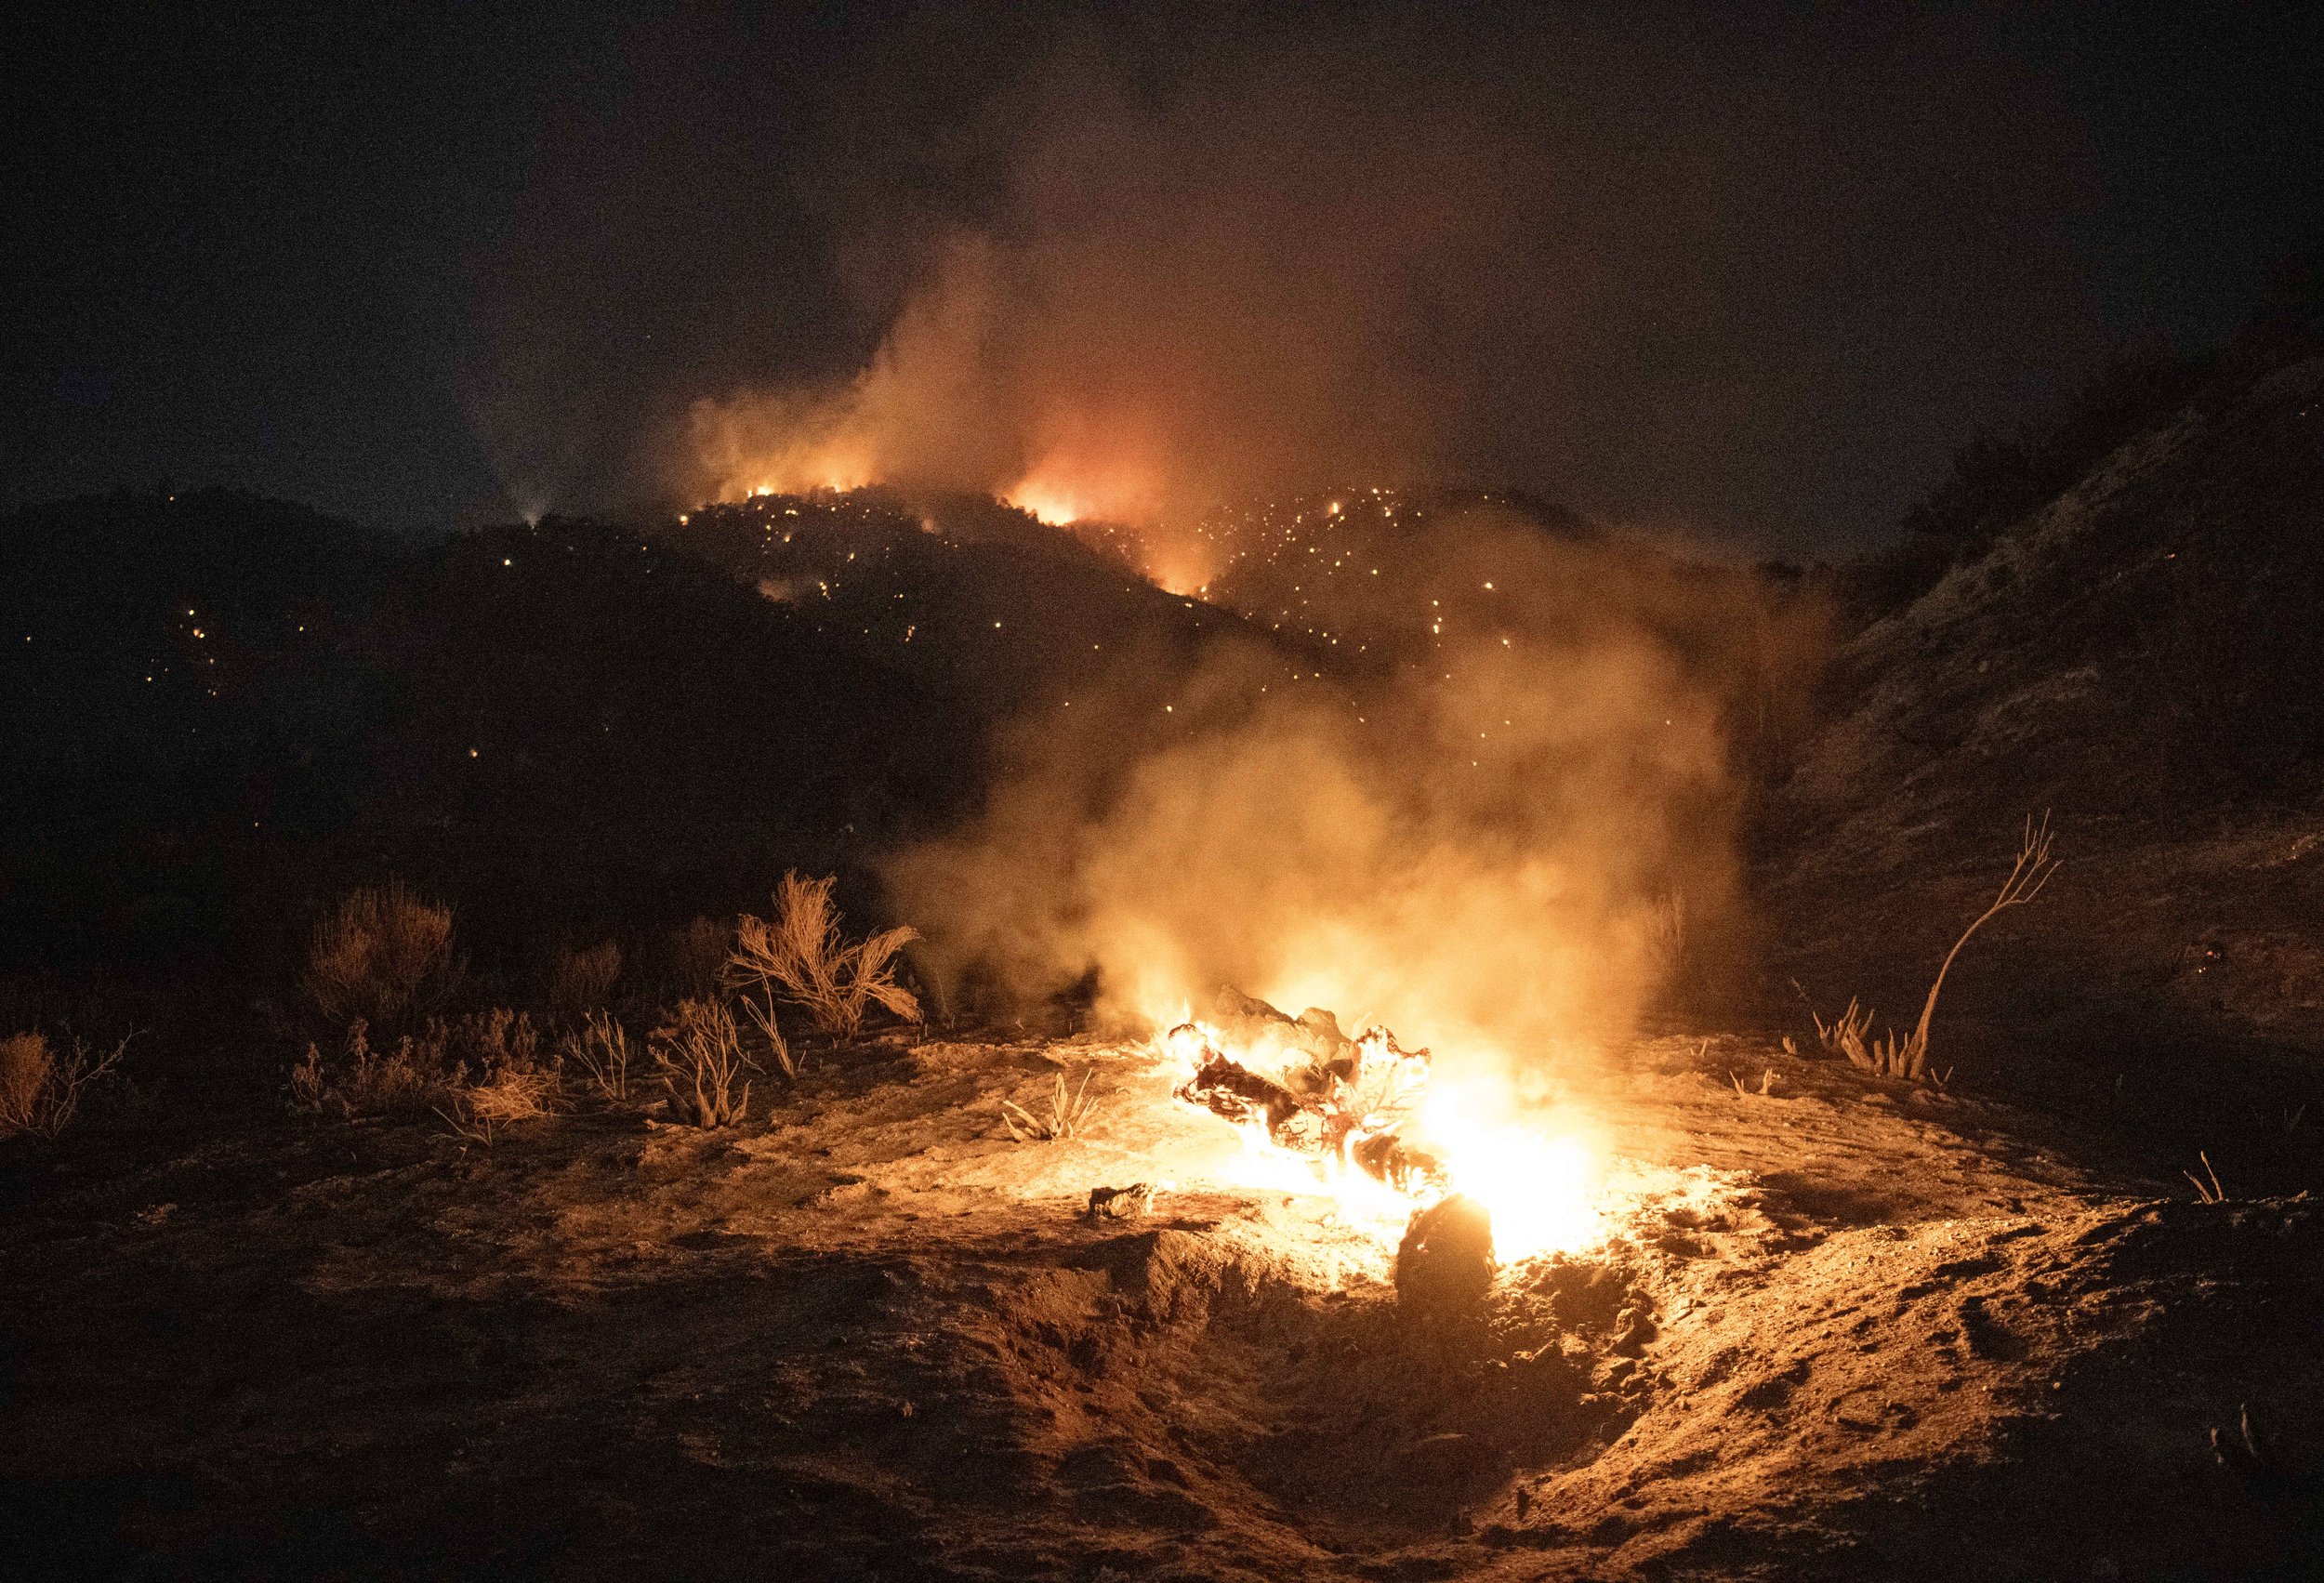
[4,1030,2317,1579]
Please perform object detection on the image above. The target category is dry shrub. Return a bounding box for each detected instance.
[433,1009,560,1142]
[301,881,465,1036]
[560,1010,636,1102]
[1001,1068,1101,1142]
[437,1067,559,1145]
[651,998,753,1128]
[667,916,732,1000]
[289,1008,554,1126]
[0,1030,127,1140]
[0,1034,48,1128]
[289,1019,454,1117]
[442,1007,541,1073]
[548,940,623,1021]
[730,872,921,1036]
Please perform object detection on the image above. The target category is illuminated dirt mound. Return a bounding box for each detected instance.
[7,1029,2317,1578]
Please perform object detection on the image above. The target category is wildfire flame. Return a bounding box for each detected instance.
[1165,1016,1605,1262]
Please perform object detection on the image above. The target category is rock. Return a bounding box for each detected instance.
[1396,1194,1495,1310]
[1086,1182,1157,1220]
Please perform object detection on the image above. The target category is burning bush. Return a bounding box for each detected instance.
[1162,990,1605,1268]
[300,881,465,1037]
[729,872,920,1036]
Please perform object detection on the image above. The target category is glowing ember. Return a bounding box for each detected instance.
[1164,1001,1604,1262]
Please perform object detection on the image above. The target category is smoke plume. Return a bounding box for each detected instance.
[681,45,1551,581]
[884,496,1819,1076]
[688,38,1827,1072]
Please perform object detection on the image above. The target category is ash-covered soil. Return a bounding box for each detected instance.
[5,1033,2316,1579]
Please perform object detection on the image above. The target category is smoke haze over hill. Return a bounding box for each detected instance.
[882,493,1826,1073]
[683,45,1549,546]
[9,7,2321,551]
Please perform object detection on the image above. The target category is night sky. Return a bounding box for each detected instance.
[7,3,2319,556]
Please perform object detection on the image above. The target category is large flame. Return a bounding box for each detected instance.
[1166,1017,1607,1262]
[1416,1078,1601,1260]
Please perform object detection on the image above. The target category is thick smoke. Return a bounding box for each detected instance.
[690,40,1827,1071]
[884,499,1819,1076]
[682,48,1548,575]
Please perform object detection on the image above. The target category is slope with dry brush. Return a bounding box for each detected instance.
[1804,813,2059,1086]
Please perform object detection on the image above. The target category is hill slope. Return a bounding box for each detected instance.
[1763,350,2324,1190]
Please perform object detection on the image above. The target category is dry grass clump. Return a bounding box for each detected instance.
[1002,1068,1101,1142]
[1809,813,2059,1087]
[651,998,753,1128]
[548,940,623,1021]
[437,1066,560,1145]
[560,1010,636,1102]
[301,880,465,1036]
[436,1010,558,1143]
[730,872,921,1036]
[290,1009,558,1134]
[0,1030,127,1140]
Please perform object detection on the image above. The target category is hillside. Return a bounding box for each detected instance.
[1763,346,2324,1193]
[0,493,957,1089]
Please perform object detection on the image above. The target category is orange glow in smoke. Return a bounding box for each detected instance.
[1002,474,1090,527]
[1002,422,1166,529]
[740,443,878,500]
[1000,431,1219,594]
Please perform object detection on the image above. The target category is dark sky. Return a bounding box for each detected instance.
[7,3,2318,556]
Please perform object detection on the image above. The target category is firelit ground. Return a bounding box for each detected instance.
[3,1032,2316,1579]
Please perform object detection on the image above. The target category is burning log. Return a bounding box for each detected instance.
[1170,1032,1304,1135]
[1350,1128,1447,1194]
[1168,996,1446,1195]
[1203,988,1362,1075]
[1166,990,1603,1266]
